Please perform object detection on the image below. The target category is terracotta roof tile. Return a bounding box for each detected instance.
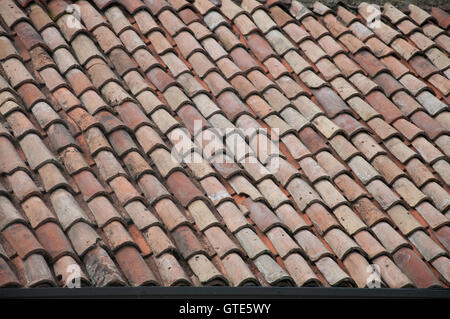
[171,225,206,260]
[333,114,366,137]
[2,58,35,89]
[102,221,135,252]
[15,21,47,51]
[387,204,424,235]
[114,245,158,286]
[333,203,366,236]
[347,21,373,41]
[374,254,414,288]
[221,252,257,286]
[22,196,57,229]
[0,0,30,28]
[431,256,450,286]
[38,163,72,193]
[154,252,191,286]
[253,253,293,286]
[342,252,372,287]
[142,225,174,257]
[35,221,76,262]
[353,197,389,227]
[332,53,361,77]
[204,226,242,258]
[305,202,339,235]
[294,229,332,262]
[315,256,352,286]
[6,171,38,202]
[371,155,406,185]
[431,7,450,29]
[433,159,450,185]
[434,226,450,250]
[6,111,40,140]
[84,246,127,286]
[422,182,450,212]
[188,254,228,285]
[334,175,366,203]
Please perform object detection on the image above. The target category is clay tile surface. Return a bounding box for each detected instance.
[0,0,448,291]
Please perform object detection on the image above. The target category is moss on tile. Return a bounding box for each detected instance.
[301,0,449,11]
